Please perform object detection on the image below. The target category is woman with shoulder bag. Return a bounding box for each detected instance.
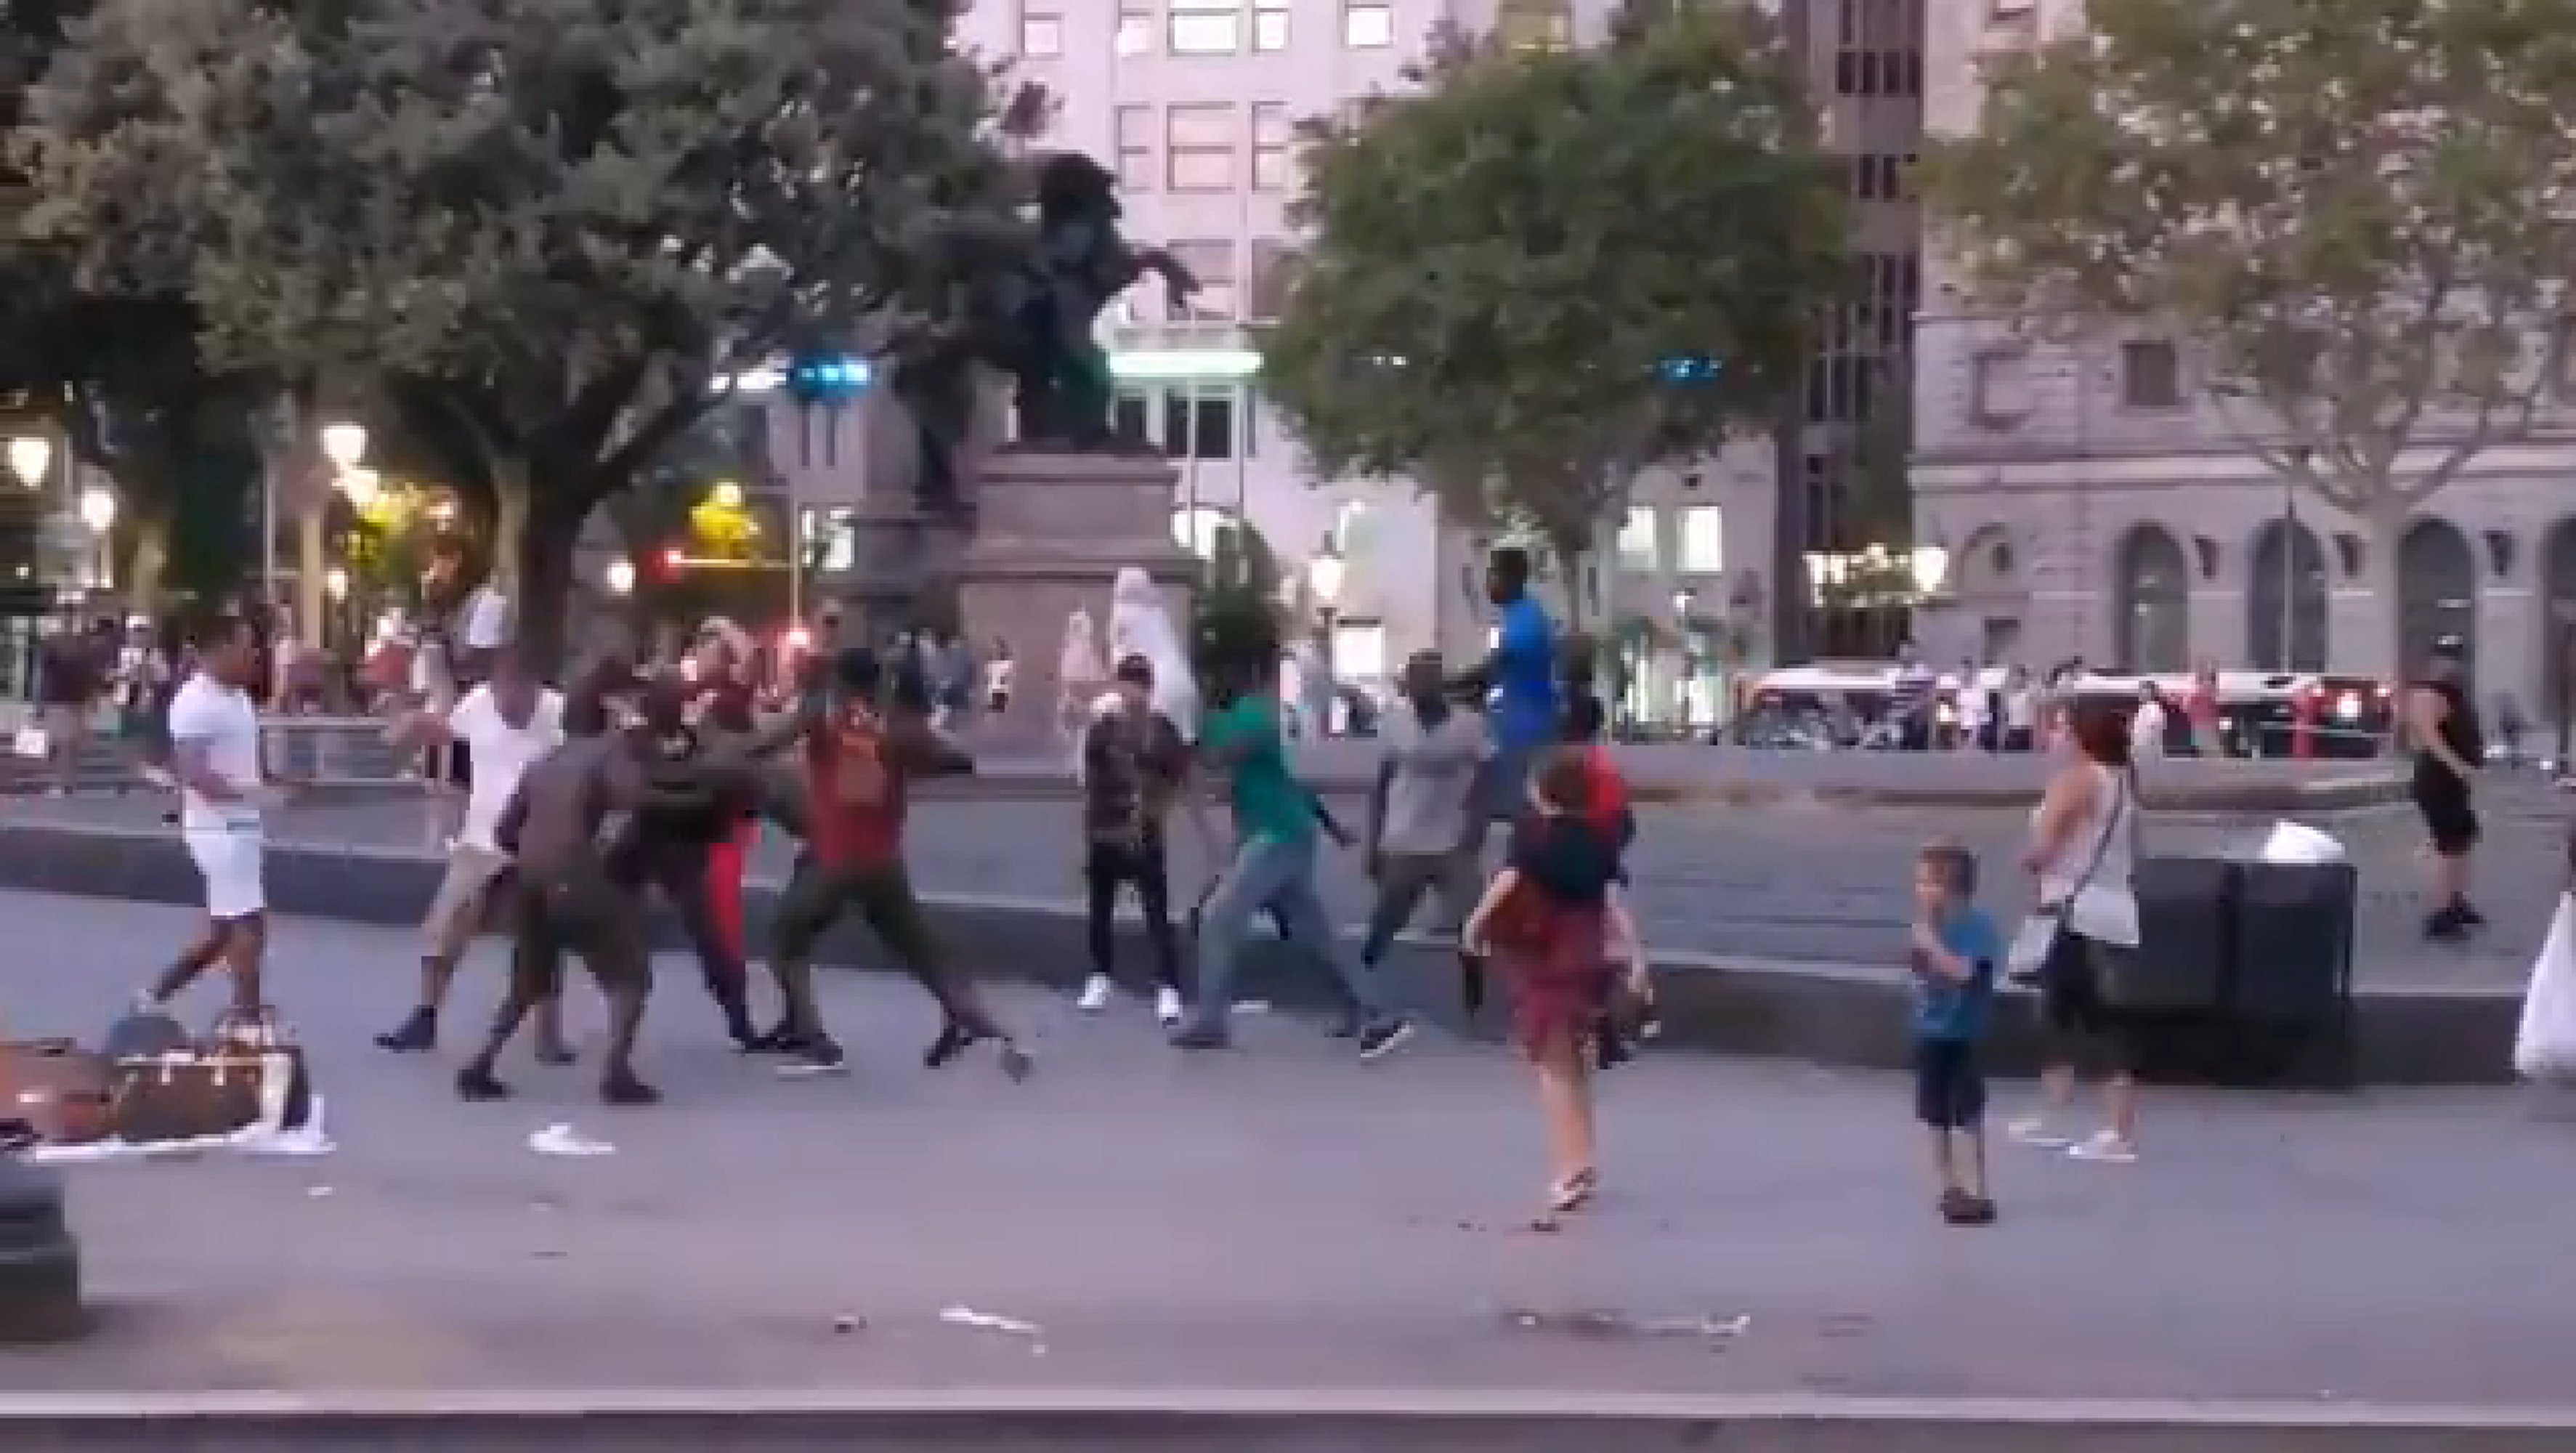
[2007,704,2143,1163]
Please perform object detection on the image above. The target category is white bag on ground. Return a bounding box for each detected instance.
[2259,820,2346,865]
[2514,894,2576,1080]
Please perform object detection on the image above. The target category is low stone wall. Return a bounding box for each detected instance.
[0,819,2508,1085]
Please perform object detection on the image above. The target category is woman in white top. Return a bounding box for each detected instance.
[2011,705,2144,1162]
[2129,683,2170,761]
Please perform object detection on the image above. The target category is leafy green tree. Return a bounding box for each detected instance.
[0,0,259,614]
[1257,3,1848,620]
[1925,0,2576,672]
[17,0,1036,668]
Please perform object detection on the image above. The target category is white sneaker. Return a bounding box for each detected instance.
[2006,1117,2070,1149]
[2067,1130,2139,1164]
[1155,986,1184,1026]
[1075,974,1114,1012]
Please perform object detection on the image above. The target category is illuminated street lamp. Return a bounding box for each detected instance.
[708,479,745,509]
[338,466,382,510]
[7,437,49,490]
[323,566,350,602]
[319,422,370,471]
[1305,547,1345,616]
[604,559,636,596]
[76,486,116,535]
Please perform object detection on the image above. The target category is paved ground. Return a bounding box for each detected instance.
[14,771,2563,989]
[4,890,2575,1406]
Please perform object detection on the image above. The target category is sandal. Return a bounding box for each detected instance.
[1547,1167,1599,1215]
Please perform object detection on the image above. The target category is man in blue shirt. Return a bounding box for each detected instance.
[1909,840,2000,1226]
[1465,546,1558,822]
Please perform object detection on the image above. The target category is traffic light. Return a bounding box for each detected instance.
[785,355,872,404]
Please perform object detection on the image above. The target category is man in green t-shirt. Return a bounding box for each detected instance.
[1172,657,1411,1059]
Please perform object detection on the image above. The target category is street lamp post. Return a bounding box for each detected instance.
[76,487,116,591]
[1305,546,1345,737]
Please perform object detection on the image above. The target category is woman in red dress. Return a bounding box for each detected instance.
[691,627,761,1021]
[1462,747,1653,1226]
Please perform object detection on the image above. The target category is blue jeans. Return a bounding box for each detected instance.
[1183,834,1380,1038]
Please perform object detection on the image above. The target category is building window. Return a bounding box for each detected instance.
[1117,7,1152,53]
[1163,389,1239,461]
[1165,103,1235,191]
[1831,48,1922,97]
[1969,349,2033,426]
[1252,102,1293,191]
[1851,152,1913,201]
[1114,105,1154,193]
[1246,239,1292,320]
[1678,506,1725,573]
[1343,2,1393,46]
[1617,507,1660,569]
[2120,339,2183,408]
[1114,389,1153,445]
[1018,8,1063,55]
[1166,238,1236,317]
[1496,0,1571,49]
[1169,0,1242,54]
[1254,0,1289,49]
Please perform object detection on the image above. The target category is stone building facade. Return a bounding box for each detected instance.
[1911,0,2576,721]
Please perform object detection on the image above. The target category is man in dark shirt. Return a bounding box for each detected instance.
[460,671,678,1106]
[758,647,1029,1079]
[2408,636,2487,941]
[1074,654,1193,1022]
[37,619,109,797]
[612,671,766,1049]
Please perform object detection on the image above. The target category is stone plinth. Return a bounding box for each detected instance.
[960,448,1196,747]
[835,495,966,641]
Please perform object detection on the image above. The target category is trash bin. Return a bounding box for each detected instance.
[2123,856,2231,1013]
[2219,859,2359,1085]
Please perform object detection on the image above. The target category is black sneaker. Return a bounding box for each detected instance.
[1356,1016,1415,1062]
[2460,901,2490,928]
[374,1008,437,1053]
[2424,904,2473,942]
[1939,1189,1983,1226]
[775,1034,849,1078]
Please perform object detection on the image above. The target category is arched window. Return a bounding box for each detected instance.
[2245,518,2328,671]
[2543,519,2576,720]
[2397,518,2477,674]
[2113,524,2190,671]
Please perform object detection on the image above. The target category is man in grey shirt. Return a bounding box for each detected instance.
[1360,651,1494,971]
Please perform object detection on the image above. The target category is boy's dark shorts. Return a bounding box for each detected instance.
[1912,1037,1986,1129]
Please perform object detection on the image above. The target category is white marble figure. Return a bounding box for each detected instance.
[1098,566,1199,740]
[1056,607,1106,769]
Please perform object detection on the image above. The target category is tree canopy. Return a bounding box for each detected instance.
[1926,0,2576,668]
[15,0,1037,665]
[1255,2,1848,593]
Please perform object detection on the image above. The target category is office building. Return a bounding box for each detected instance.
[1913,0,2576,712]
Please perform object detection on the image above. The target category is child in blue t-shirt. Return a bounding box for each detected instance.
[1909,841,2001,1226]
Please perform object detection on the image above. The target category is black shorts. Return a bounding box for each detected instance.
[1913,1037,1986,1129]
[510,869,648,997]
[2038,931,2142,1075]
[2413,777,2478,857]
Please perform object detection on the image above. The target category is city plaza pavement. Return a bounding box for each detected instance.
[4,774,2556,990]
[0,891,2574,1417]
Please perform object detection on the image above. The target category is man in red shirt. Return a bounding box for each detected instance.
[758,647,1029,1079]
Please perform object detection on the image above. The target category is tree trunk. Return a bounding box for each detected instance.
[512,490,583,680]
[124,509,172,621]
[2364,501,2408,681]
[491,461,532,599]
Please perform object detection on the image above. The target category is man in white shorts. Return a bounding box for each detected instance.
[140,615,275,1016]
[376,649,567,1056]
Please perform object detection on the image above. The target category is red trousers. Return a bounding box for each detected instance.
[705,821,752,970]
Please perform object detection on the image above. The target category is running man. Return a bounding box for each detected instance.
[138,615,282,1018]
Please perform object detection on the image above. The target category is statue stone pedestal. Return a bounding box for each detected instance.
[837,495,966,642]
[959,448,1195,748]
